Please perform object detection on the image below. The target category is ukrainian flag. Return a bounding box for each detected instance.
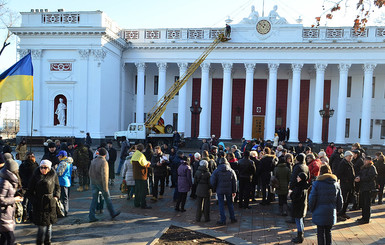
[0,53,34,103]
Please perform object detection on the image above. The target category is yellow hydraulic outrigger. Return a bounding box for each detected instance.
[145,33,230,134]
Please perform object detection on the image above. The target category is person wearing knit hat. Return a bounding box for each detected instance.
[290,171,310,243]
[27,159,60,244]
[56,150,72,217]
[41,142,60,169]
[0,154,23,245]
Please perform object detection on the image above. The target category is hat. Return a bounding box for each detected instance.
[231,145,237,149]
[3,153,13,161]
[40,159,52,169]
[177,150,184,156]
[298,172,308,182]
[336,146,343,150]
[352,150,360,155]
[344,151,353,157]
[365,156,372,161]
[277,145,283,150]
[4,158,19,172]
[211,146,218,150]
[199,160,208,167]
[56,150,67,157]
[296,153,306,163]
[48,142,56,148]
[194,152,201,159]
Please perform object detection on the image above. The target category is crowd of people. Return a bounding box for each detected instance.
[0,134,384,245]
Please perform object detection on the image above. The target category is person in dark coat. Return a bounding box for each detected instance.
[201,150,216,174]
[250,151,261,202]
[374,152,385,204]
[0,154,23,245]
[238,151,256,209]
[309,164,343,245]
[106,142,117,186]
[195,160,212,222]
[41,142,60,170]
[295,142,304,155]
[210,158,237,225]
[355,156,377,224]
[175,159,192,212]
[290,172,309,244]
[19,152,39,221]
[336,151,355,221]
[274,157,291,216]
[27,159,60,245]
[330,147,344,173]
[151,146,169,201]
[260,148,277,205]
[170,151,184,189]
[85,132,92,147]
[73,142,91,192]
[117,136,129,175]
[351,149,364,210]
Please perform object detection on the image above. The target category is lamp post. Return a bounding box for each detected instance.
[190,100,202,138]
[319,104,335,118]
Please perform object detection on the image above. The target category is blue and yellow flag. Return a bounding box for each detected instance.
[0,53,34,103]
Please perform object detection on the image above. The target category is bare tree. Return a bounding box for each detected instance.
[0,1,19,56]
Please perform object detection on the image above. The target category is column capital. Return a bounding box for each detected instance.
[135,62,146,72]
[31,49,42,60]
[78,49,91,60]
[177,62,188,70]
[18,49,30,59]
[92,49,106,61]
[222,63,233,72]
[268,63,279,72]
[338,63,351,72]
[244,63,256,72]
[291,63,303,72]
[200,62,210,72]
[315,63,328,72]
[363,63,377,73]
[156,62,168,72]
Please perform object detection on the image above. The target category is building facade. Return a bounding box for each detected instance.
[10,7,385,145]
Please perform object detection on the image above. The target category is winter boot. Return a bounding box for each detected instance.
[84,185,89,191]
[77,186,84,192]
[291,232,304,243]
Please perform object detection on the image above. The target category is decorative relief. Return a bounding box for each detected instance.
[375,28,385,37]
[167,30,181,39]
[124,31,139,40]
[363,64,377,73]
[92,49,106,61]
[244,63,256,72]
[351,28,368,38]
[338,63,351,72]
[188,29,204,39]
[18,49,30,59]
[31,49,42,59]
[302,28,319,38]
[42,13,80,24]
[145,30,160,39]
[222,63,233,71]
[50,63,72,71]
[291,63,303,72]
[78,49,90,59]
[326,28,344,38]
[268,63,279,72]
[135,62,146,72]
[210,29,224,39]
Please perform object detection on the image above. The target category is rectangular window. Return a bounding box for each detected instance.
[345,118,350,138]
[173,113,178,131]
[134,112,136,123]
[359,119,361,138]
[235,116,241,125]
[154,76,159,95]
[175,76,180,95]
[347,76,352,97]
[370,119,373,139]
[381,121,385,139]
[135,76,137,95]
[372,77,376,98]
[144,113,147,122]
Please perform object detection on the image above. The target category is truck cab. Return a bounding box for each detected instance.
[114,123,146,144]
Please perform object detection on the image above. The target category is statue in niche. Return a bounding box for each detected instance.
[268,5,288,24]
[240,5,259,24]
[55,98,67,126]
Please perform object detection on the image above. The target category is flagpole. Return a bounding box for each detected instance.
[29,99,33,152]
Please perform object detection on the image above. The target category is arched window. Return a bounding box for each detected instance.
[54,94,67,126]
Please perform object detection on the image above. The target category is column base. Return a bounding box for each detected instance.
[334,140,346,145]
[359,140,371,146]
[219,137,232,141]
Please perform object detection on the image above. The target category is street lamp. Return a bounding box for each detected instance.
[190,100,202,138]
[319,104,335,118]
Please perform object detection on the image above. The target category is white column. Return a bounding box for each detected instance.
[156,62,167,101]
[243,63,256,140]
[177,62,188,134]
[360,64,376,145]
[335,63,351,144]
[31,50,42,135]
[288,63,303,142]
[198,62,211,139]
[135,62,146,123]
[220,63,233,140]
[312,63,327,144]
[265,63,279,141]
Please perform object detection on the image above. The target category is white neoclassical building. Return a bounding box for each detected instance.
[10,7,385,145]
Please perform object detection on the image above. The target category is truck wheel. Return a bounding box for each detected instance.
[165,125,173,134]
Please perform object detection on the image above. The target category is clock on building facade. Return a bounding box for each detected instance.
[256,20,271,34]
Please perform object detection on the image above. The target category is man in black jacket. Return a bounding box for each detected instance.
[330,146,344,173]
[107,142,117,186]
[41,142,60,169]
[336,151,355,221]
[351,149,364,210]
[151,146,169,201]
[238,151,256,209]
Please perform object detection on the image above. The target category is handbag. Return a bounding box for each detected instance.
[56,199,65,218]
[270,175,279,189]
[120,180,129,194]
[14,201,23,224]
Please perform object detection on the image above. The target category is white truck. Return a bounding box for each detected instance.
[114,122,174,146]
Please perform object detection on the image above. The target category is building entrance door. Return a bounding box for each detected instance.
[252,116,264,139]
